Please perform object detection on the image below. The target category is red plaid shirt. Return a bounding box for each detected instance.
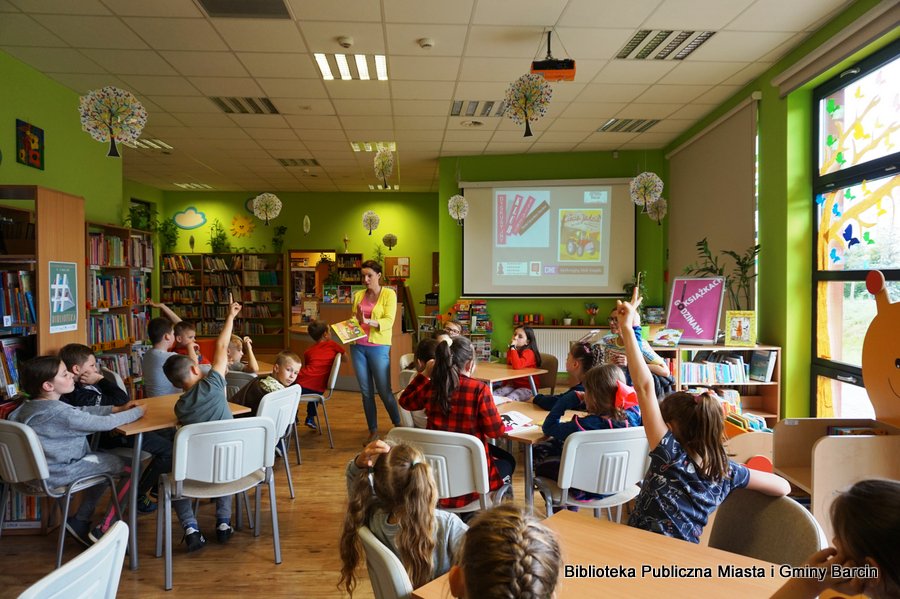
[399,373,504,508]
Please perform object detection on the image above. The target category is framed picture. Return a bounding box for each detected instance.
[16,119,44,170]
[725,310,756,346]
[384,256,410,279]
[665,277,726,345]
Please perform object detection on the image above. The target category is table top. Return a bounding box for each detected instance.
[472,362,547,384]
[412,510,786,598]
[498,399,586,444]
[114,394,251,436]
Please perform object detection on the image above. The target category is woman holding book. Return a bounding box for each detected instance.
[351,260,401,444]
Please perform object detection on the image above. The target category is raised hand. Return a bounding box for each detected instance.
[229,301,242,319]
[355,439,391,468]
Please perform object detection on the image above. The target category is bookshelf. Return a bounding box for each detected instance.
[161,253,285,350]
[86,222,154,399]
[335,252,363,284]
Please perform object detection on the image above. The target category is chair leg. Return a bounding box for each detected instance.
[288,422,300,464]
[281,439,295,499]
[593,508,601,519]
[293,418,302,465]
[320,400,334,449]
[268,474,282,564]
[155,480,163,558]
[254,485,262,538]
[244,491,254,530]
[234,493,243,530]
[163,482,174,591]
[0,485,9,540]
[56,490,74,569]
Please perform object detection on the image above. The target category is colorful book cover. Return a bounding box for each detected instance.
[558,209,602,262]
[499,410,534,433]
[651,328,684,347]
[331,318,367,344]
[725,310,756,346]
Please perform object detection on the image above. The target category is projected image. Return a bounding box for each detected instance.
[495,191,551,248]
[558,209,602,262]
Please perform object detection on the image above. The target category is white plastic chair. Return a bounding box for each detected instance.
[386,427,511,514]
[100,367,128,395]
[296,353,341,455]
[534,427,650,521]
[0,420,123,569]
[257,386,303,499]
[358,525,413,599]
[155,417,281,590]
[398,353,415,370]
[708,488,828,566]
[225,370,258,400]
[17,520,129,599]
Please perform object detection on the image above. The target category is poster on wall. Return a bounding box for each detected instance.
[16,119,44,170]
[49,261,78,333]
[385,256,410,279]
[665,277,725,345]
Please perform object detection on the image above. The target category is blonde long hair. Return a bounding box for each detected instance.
[338,442,438,595]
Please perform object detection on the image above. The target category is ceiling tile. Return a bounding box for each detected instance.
[464,25,544,58]
[690,84,742,105]
[453,81,507,99]
[577,83,649,103]
[1,46,105,73]
[394,129,444,141]
[331,99,392,115]
[140,112,182,127]
[236,52,317,78]
[0,14,67,46]
[298,21,385,54]
[45,72,130,93]
[483,142,535,154]
[657,61,749,85]
[302,140,351,152]
[123,17,228,51]
[557,0,659,28]
[546,82,586,103]
[645,119,695,134]
[389,80,454,100]
[32,15,148,48]
[726,0,852,32]
[258,78,329,98]
[384,0,473,23]
[391,99,449,116]
[393,115,447,130]
[385,24,469,57]
[722,61,772,86]
[102,0,204,17]
[472,0,567,26]
[667,103,715,120]
[81,48,178,75]
[757,32,807,63]
[441,141,487,154]
[389,56,461,81]
[340,115,393,129]
[293,129,345,141]
[270,98,335,115]
[0,1,19,10]
[326,81,391,99]
[527,142,578,153]
[459,57,531,82]
[9,0,110,14]
[557,103,626,119]
[688,31,797,62]
[633,84,707,103]
[627,131,677,144]
[554,28,635,60]
[170,112,235,127]
[228,114,289,129]
[285,0,381,21]
[533,130,591,143]
[189,76,263,97]
[446,118,501,131]
[122,75,200,96]
[146,95,221,113]
[256,139,310,151]
[284,115,343,129]
[160,51,249,77]
[615,103,681,119]
[593,60,678,85]
[643,0,754,30]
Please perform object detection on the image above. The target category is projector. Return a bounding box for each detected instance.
[531,58,576,82]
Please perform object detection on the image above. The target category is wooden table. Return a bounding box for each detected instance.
[471,362,547,396]
[114,394,251,570]
[413,510,787,598]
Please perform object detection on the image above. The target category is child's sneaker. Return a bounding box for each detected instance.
[182,526,207,552]
[216,522,234,543]
[89,525,106,544]
[304,416,317,430]
[65,517,93,547]
[136,493,158,514]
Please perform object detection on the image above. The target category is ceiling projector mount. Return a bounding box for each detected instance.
[531,30,575,82]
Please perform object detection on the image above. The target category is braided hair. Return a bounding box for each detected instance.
[456,504,560,599]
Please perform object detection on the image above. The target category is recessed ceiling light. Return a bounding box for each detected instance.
[355,54,370,80]
[173,183,213,190]
[374,55,388,80]
[314,53,333,80]
[335,54,352,80]
[314,53,387,81]
[460,120,484,128]
[351,141,396,152]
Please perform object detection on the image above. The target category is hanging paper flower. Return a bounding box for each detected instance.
[252,192,282,225]
[303,215,311,235]
[646,198,668,224]
[382,233,397,251]
[79,86,148,157]
[504,73,552,137]
[362,210,380,235]
[230,214,255,237]
[374,147,394,187]
[448,194,468,225]
[630,172,663,206]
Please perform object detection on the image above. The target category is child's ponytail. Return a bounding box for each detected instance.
[338,463,377,596]
[394,455,438,588]
[660,391,728,480]
[433,337,475,415]
[582,364,627,421]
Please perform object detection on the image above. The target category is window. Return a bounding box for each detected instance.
[812,40,900,417]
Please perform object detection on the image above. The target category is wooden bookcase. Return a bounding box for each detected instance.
[335,252,362,284]
[160,252,285,351]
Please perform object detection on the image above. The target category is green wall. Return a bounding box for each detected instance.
[158,191,438,308]
[0,50,123,222]
[437,151,667,348]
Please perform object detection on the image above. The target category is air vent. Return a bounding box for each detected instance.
[369,184,399,191]
[450,100,506,117]
[209,97,280,115]
[277,158,320,167]
[124,138,174,151]
[350,141,396,152]
[173,183,213,190]
[197,0,290,19]
[616,30,715,60]
[596,119,660,133]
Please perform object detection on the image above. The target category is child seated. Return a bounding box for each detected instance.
[295,320,344,429]
[226,334,259,373]
[398,337,439,428]
[10,356,145,545]
[448,504,561,599]
[532,341,593,411]
[143,301,197,397]
[340,439,467,596]
[494,325,542,402]
[161,300,242,550]
[173,321,210,365]
[230,350,301,416]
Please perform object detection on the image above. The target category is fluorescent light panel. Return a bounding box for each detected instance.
[335,54,352,80]
[351,141,396,152]
[314,53,334,80]
[314,53,386,80]
[374,55,387,80]
[616,30,716,61]
[355,54,370,80]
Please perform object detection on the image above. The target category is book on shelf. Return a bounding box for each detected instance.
[499,410,535,433]
[748,350,777,382]
[826,426,888,436]
[725,310,756,346]
[331,318,367,344]
[650,328,683,347]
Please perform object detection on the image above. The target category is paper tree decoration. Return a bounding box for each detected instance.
[382,233,397,251]
[448,194,468,225]
[630,172,664,206]
[303,215,311,235]
[362,210,380,235]
[79,86,148,157]
[646,198,668,224]
[374,147,394,187]
[252,192,282,225]
[504,73,552,137]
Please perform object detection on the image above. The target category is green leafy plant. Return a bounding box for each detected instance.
[371,243,386,269]
[683,238,761,311]
[157,217,179,252]
[272,225,288,253]
[562,310,573,319]
[622,271,648,319]
[124,204,158,232]
[206,218,231,253]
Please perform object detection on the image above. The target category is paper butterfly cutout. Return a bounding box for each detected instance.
[863,231,875,245]
[843,224,860,248]
[832,203,842,218]
[830,248,840,263]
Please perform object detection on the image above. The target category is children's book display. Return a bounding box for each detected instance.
[748,350,777,382]
[331,318,366,344]
[650,328,683,347]
[724,310,756,346]
[665,276,726,344]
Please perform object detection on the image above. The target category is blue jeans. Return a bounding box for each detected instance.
[350,343,400,431]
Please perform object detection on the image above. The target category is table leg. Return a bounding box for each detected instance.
[529,377,538,396]
[524,442,534,514]
[129,432,142,570]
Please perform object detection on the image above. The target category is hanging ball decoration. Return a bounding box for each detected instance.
[448,194,468,225]
[373,147,394,187]
[504,73,552,138]
[646,198,668,224]
[79,86,148,157]
[382,233,398,251]
[252,192,282,225]
[362,210,380,236]
[303,214,311,235]
[629,171,664,206]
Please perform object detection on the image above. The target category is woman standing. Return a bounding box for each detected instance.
[351,260,401,443]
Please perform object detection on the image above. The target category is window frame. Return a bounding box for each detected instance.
[810,39,900,416]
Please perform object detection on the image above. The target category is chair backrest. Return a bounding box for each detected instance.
[358,525,413,599]
[386,427,489,503]
[708,488,828,566]
[18,520,129,599]
[225,370,258,400]
[100,367,127,394]
[257,386,303,441]
[325,353,342,392]
[0,420,50,485]
[398,352,415,371]
[537,353,559,393]
[172,417,276,486]
[724,431,773,464]
[557,427,649,496]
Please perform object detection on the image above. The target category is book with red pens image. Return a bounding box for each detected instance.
[496,194,507,245]
[505,195,524,236]
[511,195,536,235]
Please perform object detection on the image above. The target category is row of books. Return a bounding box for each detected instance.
[88,272,128,308]
[2,493,43,528]
[161,272,199,287]
[129,234,154,269]
[162,289,202,303]
[0,270,36,325]
[172,305,202,320]
[0,335,34,399]
[241,304,281,318]
[88,313,131,346]
[245,289,280,302]
[204,286,241,304]
[244,255,279,269]
[203,255,241,271]
[162,255,195,271]
[88,232,127,267]
[243,271,279,286]
[239,323,283,335]
[197,321,225,336]
[680,358,750,385]
[201,305,230,319]
[96,352,132,382]
[697,388,772,433]
[204,273,242,287]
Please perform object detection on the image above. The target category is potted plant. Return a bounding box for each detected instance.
[206,218,231,253]
[157,217,179,253]
[272,225,287,253]
[585,302,599,325]
[124,203,158,232]
[562,310,573,326]
[684,238,761,311]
